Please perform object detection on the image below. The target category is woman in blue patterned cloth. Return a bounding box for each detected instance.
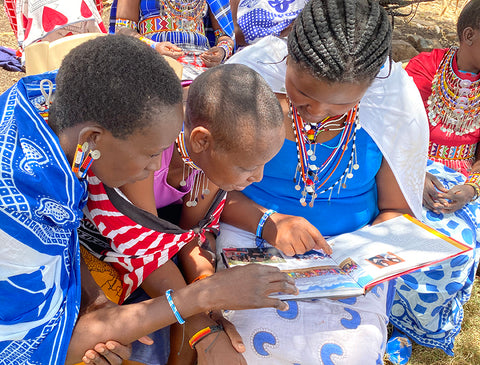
[230,0,309,47]
[110,0,235,80]
[216,0,430,363]
[0,34,297,365]
[388,1,480,361]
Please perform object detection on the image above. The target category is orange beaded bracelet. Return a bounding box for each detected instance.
[188,324,223,349]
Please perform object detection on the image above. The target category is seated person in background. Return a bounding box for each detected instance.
[230,0,309,47]
[216,0,428,363]
[406,0,480,214]
[3,0,106,55]
[110,0,235,80]
[0,34,297,365]
[389,0,480,359]
[80,63,294,364]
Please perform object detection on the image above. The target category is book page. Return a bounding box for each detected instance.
[327,215,471,287]
[222,247,363,299]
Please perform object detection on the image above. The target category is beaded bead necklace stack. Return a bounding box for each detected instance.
[427,47,480,136]
[160,0,207,32]
[289,102,360,207]
[176,128,210,207]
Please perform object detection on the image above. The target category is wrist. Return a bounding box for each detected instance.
[464,182,479,201]
[255,209,276,247]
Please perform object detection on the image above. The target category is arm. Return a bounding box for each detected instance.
[221,191,331,256]
[66,258,297,364]
[200,12,234,67]
[177,183,221,282]
[434,155,480,213]
[176,187,250,363]
[229,0,247,47]
[115,0,183,58]
[372,157,412,225]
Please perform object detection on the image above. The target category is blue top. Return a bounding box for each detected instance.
[243,127,383,236]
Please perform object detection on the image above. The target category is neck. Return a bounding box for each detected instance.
[456,47,480,75]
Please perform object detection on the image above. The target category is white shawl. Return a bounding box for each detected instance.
[226,35,428,219]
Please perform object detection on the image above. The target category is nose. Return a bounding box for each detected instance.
[247,166,264,184]
[146,155,162,172]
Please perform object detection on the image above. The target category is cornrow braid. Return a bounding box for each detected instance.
[288,0,392,84]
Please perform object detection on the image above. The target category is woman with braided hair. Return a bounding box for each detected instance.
[216,0,429,363]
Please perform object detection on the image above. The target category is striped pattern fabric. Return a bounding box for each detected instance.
[81,173,225,302]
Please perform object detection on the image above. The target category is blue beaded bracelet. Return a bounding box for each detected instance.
[165,289,185,325]
[255,209,276,248]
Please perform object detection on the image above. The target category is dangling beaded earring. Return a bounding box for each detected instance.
[176,126,210,207]
[71,141,101,178]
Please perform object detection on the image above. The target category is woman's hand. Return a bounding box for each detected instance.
[205,264,298,312]
[436,184,475,213]
[209,311,246,353]
[82,337,153,364]
[154,41,184,59]
[200,47,225,67]
[264,213,332,256]
[423,172,449,212]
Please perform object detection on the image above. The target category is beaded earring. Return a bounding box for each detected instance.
[71,142,101,178]
[176,126,210,207]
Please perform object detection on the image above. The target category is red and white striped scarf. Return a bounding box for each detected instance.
[80,173,225,303]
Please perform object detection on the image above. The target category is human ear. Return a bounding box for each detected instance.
[462,27,475,46]
[189,126,213,153]
[77,125,106,151]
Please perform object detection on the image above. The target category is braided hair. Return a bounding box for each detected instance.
[288,0,392,84]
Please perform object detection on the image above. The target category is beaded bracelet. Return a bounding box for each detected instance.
[216,39,233,61]
[465,172,480,201]
[191,274,210,284]
[189,324,223,349]
[165,289,185,325]
[465,182,480,201]
[255,209,276,248]
[138,36,157,50]
[214,29,227,42]
[115,18,138,31]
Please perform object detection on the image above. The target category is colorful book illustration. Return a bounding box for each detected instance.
[221,215,471,300]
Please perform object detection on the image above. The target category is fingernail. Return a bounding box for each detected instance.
[106,342,115,350]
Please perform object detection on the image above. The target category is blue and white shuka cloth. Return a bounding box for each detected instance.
[237,0,309,44]
[390,160,480,355]
[0,72,88,364]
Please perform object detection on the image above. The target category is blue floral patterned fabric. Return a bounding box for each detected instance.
[0,72,88,363]
[390,160,480,355]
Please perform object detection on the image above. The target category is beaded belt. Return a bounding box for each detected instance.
[139,16,205,36]
[428,141,476,160]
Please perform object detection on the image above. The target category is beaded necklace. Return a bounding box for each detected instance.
[290,102,360,207]
[427,47,480,135]
[175,128,210,207]
[159,0,207,31]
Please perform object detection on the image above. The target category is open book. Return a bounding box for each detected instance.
[221,215,471,300]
